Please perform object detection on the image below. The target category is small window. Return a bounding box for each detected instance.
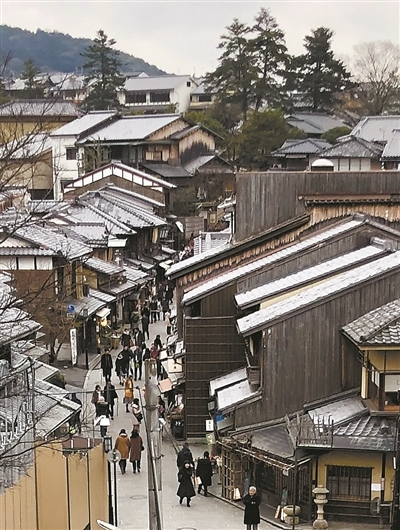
[186,81,191,87]
[66,147,77,160]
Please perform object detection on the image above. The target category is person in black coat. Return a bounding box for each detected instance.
[176,442,194,468]
[100,348,113,382]
[103,381,118,419]
[243,486,261,530]
[195,451,213,496]
[177,461,196,507]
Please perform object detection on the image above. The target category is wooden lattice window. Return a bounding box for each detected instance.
[327,465,372,500]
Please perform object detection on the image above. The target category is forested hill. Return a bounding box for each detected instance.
[0,25,166,76]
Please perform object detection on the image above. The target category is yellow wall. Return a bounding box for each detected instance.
[369,350,400,371]
[0,441,108,530]
[315,450,394,501]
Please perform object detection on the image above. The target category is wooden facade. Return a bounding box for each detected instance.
[235,268,400,428]
[184,316,245,438]
[235,170,400,242]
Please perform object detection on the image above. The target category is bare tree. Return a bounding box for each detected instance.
[352,40,400,115]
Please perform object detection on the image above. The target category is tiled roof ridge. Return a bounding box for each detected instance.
[75,197,133,232]
[356,299,400,343]
[92,190,165,227]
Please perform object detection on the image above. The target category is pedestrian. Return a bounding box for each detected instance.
[129,429,144,473]
[124,375,134,413]
[165,311,172,335]
[177,461,196,507]
[120,328,132,348]
[161,298,169,320]
[141,313,150,340]
[243,486,261,530]
[150,298,158,323]
[133,327,145,348]
[103,380,118,419]
[133,346,143,381]
[156,299,162,321]
[142,342,150,361]
[95,396,110,437]
[100,348,113,382]
[196,451,213,496]
[69,393,82,434]
[91,384,102,410]
[114,429,130,474]
[131,397,143,432]
[115,352,125,385]
[154,334,162,351]
[177,442,194,468]
[120,345,133,377]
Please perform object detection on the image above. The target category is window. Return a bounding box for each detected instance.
[198,94,212,103]
[150,91,170,103]
[186,81,191,87]
[66,147,77,160]
[126,92,146,104]
[327,465,372,500]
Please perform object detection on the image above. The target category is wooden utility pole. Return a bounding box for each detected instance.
[144,359,163,530]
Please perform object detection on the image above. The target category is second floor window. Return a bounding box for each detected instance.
[150,91,170,103]
[66,147,77,160]
[126,92,146,104]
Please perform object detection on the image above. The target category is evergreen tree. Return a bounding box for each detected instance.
[249,8,289,110]
[291,27,353,111]
[206,19,257,121]
[81,30,124,111]
[21,59,44,99]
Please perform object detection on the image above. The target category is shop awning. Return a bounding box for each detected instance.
[96,307,111,319]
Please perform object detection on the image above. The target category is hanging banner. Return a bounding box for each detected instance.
[70,328,78,366]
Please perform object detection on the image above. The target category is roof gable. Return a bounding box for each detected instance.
[320,136,383,158]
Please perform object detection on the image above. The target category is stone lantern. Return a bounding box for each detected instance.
[312,485,329,529]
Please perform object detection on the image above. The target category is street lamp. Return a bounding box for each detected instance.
[107,447,121,527]
[103,436,114,525]
[81,307,89,370]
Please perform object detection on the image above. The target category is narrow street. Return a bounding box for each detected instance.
[82,317,277,530]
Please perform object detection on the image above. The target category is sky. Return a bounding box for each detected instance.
[0,0,399,75]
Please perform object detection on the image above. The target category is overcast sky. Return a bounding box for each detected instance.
[1,1,399,75]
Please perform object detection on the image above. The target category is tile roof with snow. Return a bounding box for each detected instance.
[77,114,181,143]
[0,99,81,117]
[84,257,124,276]
[271,138,331,156]
[181,218,364,306]
[235,244,387,309]
[342,298,400,345]
[382,130,400,159]
[237,251,400,336]
[14,224,92,260]
[51,110,117,137]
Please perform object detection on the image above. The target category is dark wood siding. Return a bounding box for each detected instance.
[184,316,245,437]
[235,269,400,428]
[201,284,238,317]
[236,171,400,242]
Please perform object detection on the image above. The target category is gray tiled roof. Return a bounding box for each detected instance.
[77,189,166,229]
[64,293,106,318]
[141,162,192,178]
[89,288,116,304]
[342,298,400,345]
[77,114,180,143]
[307,395,366,426]
[51,111,116,137]
[272,138,331,156]
[166,241,230,278]
[0,308,42,345]
[232,422,295,460]
[184,154,219,173]
[182,218,364,306]
[100,279,137,296]
[84,257,124,276]
[320,136,383,158]
[235,244,386,309]
[382,130,400,159]
[237,251,400,336]
[333,415,396,452]
[350,116,400,143]
[0,99,80,117]
[15,224,92,260]
[287,113,345,134]
[169,125,200,140]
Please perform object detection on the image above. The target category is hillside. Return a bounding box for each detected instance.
[0,25,166,76]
